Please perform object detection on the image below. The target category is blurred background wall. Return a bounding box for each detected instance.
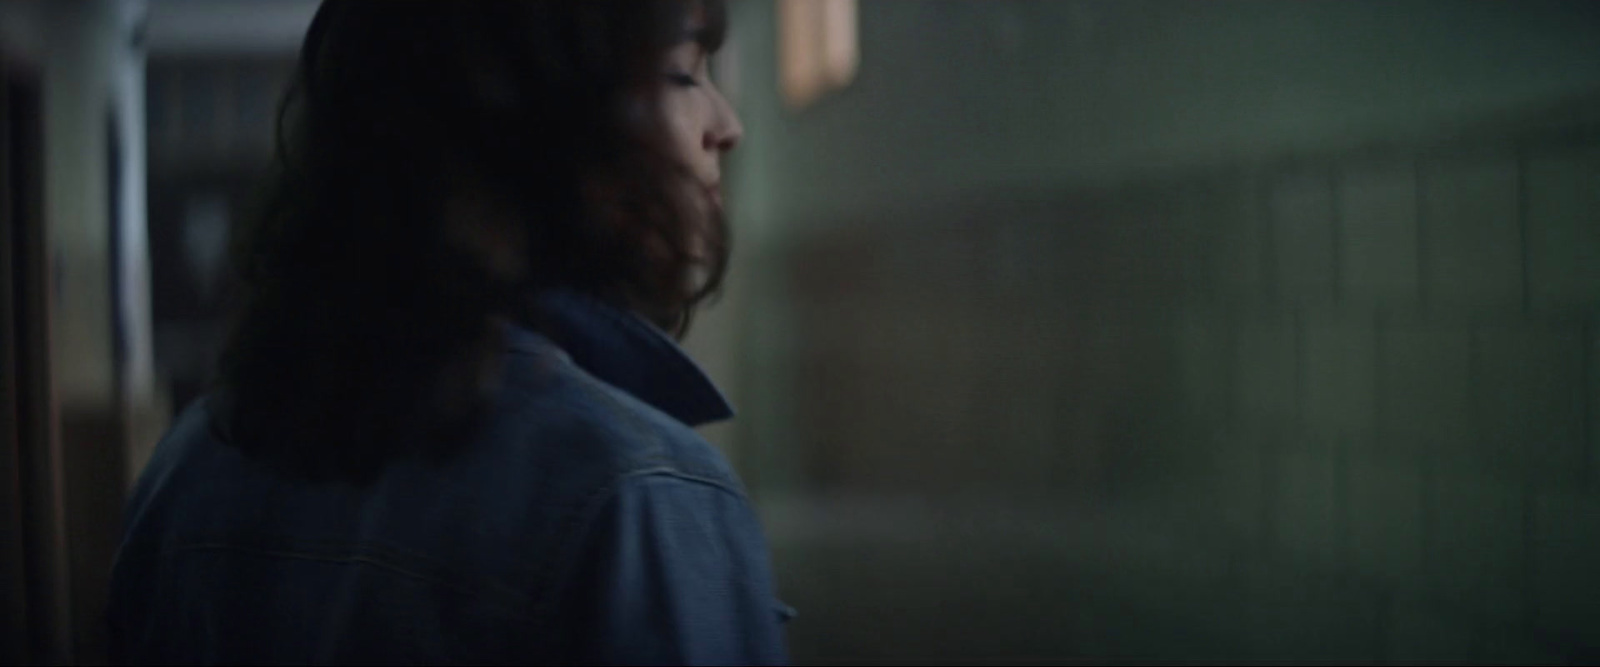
[715,1,1600,663]
[2,1,1598,664]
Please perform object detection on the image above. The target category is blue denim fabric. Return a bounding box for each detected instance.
[107,290,792,665]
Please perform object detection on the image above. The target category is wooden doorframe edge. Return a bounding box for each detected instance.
[1,50,78,666]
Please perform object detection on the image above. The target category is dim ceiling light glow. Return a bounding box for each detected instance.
[779,0,857,110]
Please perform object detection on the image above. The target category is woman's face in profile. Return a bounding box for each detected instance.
[655,15,743,242]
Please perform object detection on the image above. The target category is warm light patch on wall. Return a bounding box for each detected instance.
[779,0,858,109]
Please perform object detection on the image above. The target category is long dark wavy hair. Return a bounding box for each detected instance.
[215,0,730,484]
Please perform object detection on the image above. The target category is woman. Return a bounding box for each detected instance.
[108,1,791,664]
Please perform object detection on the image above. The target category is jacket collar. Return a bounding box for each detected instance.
[507,289,734,428]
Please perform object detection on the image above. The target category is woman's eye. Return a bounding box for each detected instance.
[666,72,699,88]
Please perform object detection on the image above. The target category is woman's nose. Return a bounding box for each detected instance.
[705,94,744,153]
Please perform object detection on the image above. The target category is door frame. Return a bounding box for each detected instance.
[1,49,74,667]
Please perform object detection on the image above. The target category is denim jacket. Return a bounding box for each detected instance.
[108,290,793,665]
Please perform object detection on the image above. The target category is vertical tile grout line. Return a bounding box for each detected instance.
[1584,317,1595,492]
[1522,446,1538,640]
[1260,167,1279,308]
[1414,157,1429,312]
[1324,161,1345,575]
[1373,308,1388,452]
[1514,144,1539,640]
[1295,307,1307,439]
[1292,303,1308,566]
[1399,155,1424,654]
[1372,306,1392,661]
[1516,149,1532,317]
[1331,165,1345,308]
[1255,167,1278,555]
